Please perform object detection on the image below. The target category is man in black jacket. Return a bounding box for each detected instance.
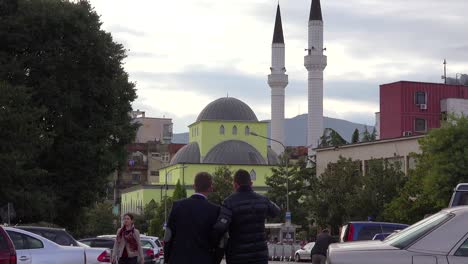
[310,229,333,264]
[164,172,220,264]
[223,169,280,264]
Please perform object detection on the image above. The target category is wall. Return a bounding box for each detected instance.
[316,136,423,176]
[380,81,468,139]
[134,118,173,143]
[189,120,269,160]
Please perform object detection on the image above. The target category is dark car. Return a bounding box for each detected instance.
[0,226,16,264]
[79,237,156,264]
[339,222,409,242]
[15,226,78,247]
[449,183,468,207]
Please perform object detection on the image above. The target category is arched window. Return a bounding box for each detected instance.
[245,126,250,135]
[232,125,238,135]
[220,125,225,135]
[250,169,257,181]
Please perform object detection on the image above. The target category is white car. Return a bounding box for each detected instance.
[5,227,110,264]
[327,207,468,264]
[294,242,315,262]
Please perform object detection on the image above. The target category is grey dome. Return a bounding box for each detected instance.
[267,148,279,165]
[197,97,258,122]
[203,140,266,165]
[170,142,200,165]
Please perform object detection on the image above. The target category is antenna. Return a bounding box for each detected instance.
[443,59,447,84]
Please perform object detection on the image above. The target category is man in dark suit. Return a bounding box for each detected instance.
[164,172,220,264]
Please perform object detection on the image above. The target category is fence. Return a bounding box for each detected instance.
[268,243,302,261]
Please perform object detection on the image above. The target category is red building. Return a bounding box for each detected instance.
[379,81,468,139]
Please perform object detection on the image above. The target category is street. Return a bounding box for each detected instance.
[221,261,294,264]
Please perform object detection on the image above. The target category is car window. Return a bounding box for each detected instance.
[25,236,44,249]
[80,240,92,246]
[357,225,383,241]
[306,243,315,250]
[93,240,114,249]
[455,238,468,257]
[381,225,405,233]
[386,212,453,249]
[460,193,468,206]
[7,231,26,250]
[42,230,73,246]
[155,239,162,247]
[141,240,153,248]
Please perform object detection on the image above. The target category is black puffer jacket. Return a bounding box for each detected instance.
[223,185,280,264]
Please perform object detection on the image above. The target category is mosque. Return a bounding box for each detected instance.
[121,0,326,214]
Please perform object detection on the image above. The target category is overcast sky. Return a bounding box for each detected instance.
[90,0,467,132]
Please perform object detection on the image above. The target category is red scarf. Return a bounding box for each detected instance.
[117,225,138,251]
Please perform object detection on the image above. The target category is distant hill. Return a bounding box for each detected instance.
[172,114,374,146]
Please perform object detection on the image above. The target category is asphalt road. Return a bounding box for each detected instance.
[221,261,294,264]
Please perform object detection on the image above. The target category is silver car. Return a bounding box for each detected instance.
[294,242,315,262]
[327,206,468,264]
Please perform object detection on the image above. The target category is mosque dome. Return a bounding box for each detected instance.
[203,140,267,165]
[196,97,258,122]
[169,142,200,165]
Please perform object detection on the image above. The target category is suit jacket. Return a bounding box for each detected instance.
[164,194,220,264]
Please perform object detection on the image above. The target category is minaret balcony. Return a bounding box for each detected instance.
[268,74,289,87]
[304,54,327,71]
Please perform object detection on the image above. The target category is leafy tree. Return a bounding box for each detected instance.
[309,157,361,234]
[319,128,347,147]
[370,127,377,141]
[0,82,53,223]
[361,126,371,142]
[267,156,315,235]
[76,202,117,238]
[351,128,360,143]
[384,116,468,223]
[349,159,406,221]
[143,199,158,221]
[208,166,234,205]
[0,0,137,231]
[172,180,187,201]
[148,197,173,238]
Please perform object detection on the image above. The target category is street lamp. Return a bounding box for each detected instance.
[250,132,290,221]
[164,165,188,228]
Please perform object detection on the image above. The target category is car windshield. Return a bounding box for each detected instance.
[385,211,453,249]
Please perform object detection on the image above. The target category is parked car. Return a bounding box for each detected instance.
[294,242,315,262]
[15,226,78,247]
[79,236,157,264]
[449,183,468,207]
[328,206,468,264]
[339,222,409,242]
[4,227,110,264]
[140,237,164,264]
[0,226,16,264]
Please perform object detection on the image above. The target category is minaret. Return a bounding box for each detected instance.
[304,0,326,156]
[268,4,288,155]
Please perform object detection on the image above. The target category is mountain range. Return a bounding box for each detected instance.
[172,114,375,146]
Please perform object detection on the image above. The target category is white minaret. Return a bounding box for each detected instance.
[268,4,288,155]
[304,0,326,156]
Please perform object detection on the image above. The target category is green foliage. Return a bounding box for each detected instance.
[320,128,347,147]
[75,202,117,238]
[361,126,372,142]
[172,180,187,201]
[0,0,137,231]
[351,128,360,143]
[208,166,234,205]
[309,157,362,233]
[384,115,468,223]
[370,127,377,141]
[148,197,173,238]
[143,199,158,221]
[266,156,315,236]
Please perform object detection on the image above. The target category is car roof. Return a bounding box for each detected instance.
[80,237,115,241]
[345,221,409,226]
[441,205,468,214]
[16,226,66,231]
[4,227,57,246]
[455,184,468,191]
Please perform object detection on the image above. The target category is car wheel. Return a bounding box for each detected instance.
[295,253,301,262]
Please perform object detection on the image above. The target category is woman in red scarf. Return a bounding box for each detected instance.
[112,213,144,264]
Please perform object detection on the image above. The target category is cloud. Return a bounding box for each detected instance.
[106,25,146,37]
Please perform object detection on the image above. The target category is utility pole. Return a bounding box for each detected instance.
[443,59,447,84]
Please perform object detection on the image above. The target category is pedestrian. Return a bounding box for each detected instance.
[164,172,220,264]
[310,229,333,264]
[111,213,144,264]
[223,169,281,264]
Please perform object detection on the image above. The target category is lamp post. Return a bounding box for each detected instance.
[250,132,290,221]
[164,165,188,228]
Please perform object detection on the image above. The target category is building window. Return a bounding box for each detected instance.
[220,125,225,135]
[232,125,238,135]
[250,169,256,181]
[150,171,159,176]
[415,118,427,132]
[161,153,170,162]
[415,91,427,105]
[131,173,141,183]
[245,126,250,135]
[151,152,161,159]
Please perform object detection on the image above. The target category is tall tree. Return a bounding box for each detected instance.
[172,180,187,201]
[208,166,234,205]
[351,128,360,143]
[320,128,347,147]
[384,115,468,223]
[361,126,371,142]
[370,127,377,141]
[0,0,137,231]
